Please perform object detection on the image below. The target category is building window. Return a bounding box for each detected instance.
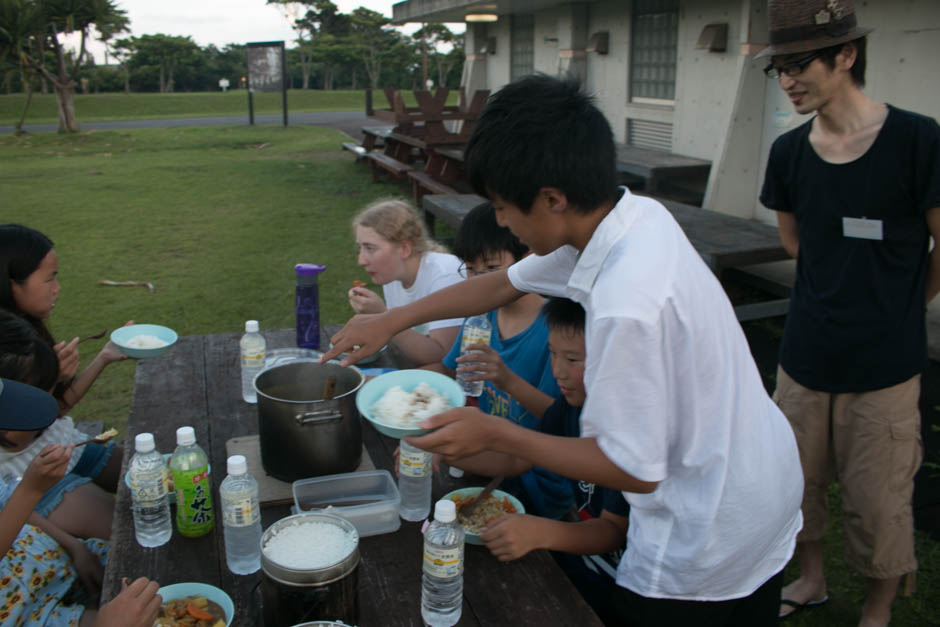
[630,0,678,103]
[510,14,534,81]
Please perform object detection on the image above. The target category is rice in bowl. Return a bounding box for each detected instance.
[370,382,451,428]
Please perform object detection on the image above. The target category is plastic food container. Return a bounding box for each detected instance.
[292,470,400,537]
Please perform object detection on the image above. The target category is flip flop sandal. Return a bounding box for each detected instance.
[778,594,829,620]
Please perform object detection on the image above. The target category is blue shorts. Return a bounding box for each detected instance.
[35,441,116,516]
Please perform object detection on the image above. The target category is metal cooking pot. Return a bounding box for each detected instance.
[255,360,363,482]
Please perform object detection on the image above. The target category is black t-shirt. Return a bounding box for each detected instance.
[760,105,940,392]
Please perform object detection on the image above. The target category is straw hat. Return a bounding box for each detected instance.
[756,0,873,59]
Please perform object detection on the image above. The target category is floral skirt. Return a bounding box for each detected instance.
[0,524,108,626]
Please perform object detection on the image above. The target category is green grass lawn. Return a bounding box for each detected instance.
[0,89,458,126]
[1,124,938,626]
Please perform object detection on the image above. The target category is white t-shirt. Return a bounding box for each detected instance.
[0,416,88,479]
[382,251,464,333]
[507,188,803,601]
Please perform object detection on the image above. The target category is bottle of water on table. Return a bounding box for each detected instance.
[421,499,465,626]
[398,440,432,521]
[220,454,262,574]
[128,433,172,548]
[240,320,266,403]
[456,314,492,397]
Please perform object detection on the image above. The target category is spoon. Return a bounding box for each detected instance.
[78,329,108,344]
[74,428,119,447]
[458,475,504,519]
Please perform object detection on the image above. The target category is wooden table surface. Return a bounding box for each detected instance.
[102,328,604,627]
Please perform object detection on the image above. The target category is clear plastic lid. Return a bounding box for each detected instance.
[245,320,259,333]
[176,426,196,446]
[134,432,155,453]
[227,454,247,476]
[433,499,456,523]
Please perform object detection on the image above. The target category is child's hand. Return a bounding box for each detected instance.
[96,577,162,627]
[348,286,386,315]
[480,513,541,561]
[409,407,501,459]
[54,337,80,381]
[64,538,103,605]
[21,444,73,496]
[98,320,134,364]
[455,345,513,390]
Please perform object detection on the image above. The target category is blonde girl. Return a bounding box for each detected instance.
[349,199,463,365]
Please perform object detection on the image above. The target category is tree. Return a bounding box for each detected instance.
[348,7,397,89]
[0,0,128,132]
[411,24,463,88]
[127,34,200,93]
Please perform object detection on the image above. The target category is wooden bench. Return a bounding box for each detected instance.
[366,151,413,181]
[409,170,458,206]
[422,193,790,321]
[342,125,394,161]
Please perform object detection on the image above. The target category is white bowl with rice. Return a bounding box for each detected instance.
[110,324,178,359]
[355,369,466,438]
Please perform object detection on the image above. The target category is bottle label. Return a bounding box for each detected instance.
[399,448,430,478]
[423,542,463,578]
[173,466,214,536]
[130,467,167,501]
[460,326,491,353]
[241,352,265,367]
[222,497,260,527]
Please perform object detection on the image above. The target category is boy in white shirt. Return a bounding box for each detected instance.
[324,74,803,626]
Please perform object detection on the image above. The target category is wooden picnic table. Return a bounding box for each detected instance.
[615,145,711,196]
[421,193,791,321]
[102,328,604,627]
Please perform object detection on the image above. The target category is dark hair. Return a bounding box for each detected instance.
[0,310,60,392]
[817,37,866,87]
[453,202,528,263]
[0,224,56,346]
[542,297,585,334]
[464,74,618,214]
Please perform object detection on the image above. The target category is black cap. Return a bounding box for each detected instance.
[0,378,58,431]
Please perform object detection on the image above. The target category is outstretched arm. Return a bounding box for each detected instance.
[323,270,525,366]
[481,509,628,561]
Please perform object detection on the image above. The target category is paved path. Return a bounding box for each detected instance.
[0,110,367,139]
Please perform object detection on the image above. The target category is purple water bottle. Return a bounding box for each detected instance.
[295,264,325,349]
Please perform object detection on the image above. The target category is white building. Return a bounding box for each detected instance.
[391,0,940,223]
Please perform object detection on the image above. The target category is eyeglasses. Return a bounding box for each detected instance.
[763,52,821,79]
[457,262,507,279]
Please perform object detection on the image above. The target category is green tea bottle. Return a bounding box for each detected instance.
[169,426,214,537]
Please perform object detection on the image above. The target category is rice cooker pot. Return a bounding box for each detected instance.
[255,361,363,482]
[261,514,360,627]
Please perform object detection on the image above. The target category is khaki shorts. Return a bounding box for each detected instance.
[773,366,922,579]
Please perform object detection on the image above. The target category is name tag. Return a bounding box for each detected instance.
[842,217,883,240]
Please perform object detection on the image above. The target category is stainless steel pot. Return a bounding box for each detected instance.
[255,360,363,482]
[261,513,360,627]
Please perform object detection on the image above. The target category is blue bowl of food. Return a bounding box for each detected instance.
[110,324,177,359]
[155,581,234,626]
[355,369,465,438]
[442,487,524,545]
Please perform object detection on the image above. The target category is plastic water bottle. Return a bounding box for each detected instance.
[169,426,214,538]
[398,440,432,521]
[456,314,492,397]
[220,454,262,574]
[421,499,465,626]
[240,320,266,403]
[128,433,172,548]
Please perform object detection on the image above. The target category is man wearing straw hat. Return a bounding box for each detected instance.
[758,0,940,623]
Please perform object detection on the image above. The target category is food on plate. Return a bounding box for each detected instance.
[352,279,367,288]
[450,492,519,535]
[370,382,451,427]
[126,334,169,349]
[154,595,226,627]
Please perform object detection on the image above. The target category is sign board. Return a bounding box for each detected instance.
[246,41,285,92]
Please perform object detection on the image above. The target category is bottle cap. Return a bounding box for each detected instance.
[134,432,155,453]
[227,455,247,476]
[294,263,326,276]
[448,466,464,478]
[176,426,196,446]
[434,499,457,523]
[245,320,259,333]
